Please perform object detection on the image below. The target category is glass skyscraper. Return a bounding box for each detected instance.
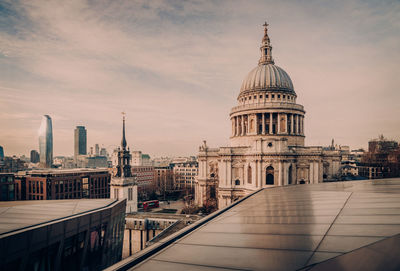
[74,126,87,159]
[0,145,4,159]
[38,115,53,168]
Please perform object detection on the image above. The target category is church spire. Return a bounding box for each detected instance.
[121,112,127,150]
[258,22,274,65]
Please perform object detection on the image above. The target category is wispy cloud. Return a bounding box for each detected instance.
[0,0,399,156]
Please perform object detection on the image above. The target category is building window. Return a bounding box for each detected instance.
[272,94,275,99]
[266,166,274,185]
[259,95,262,99]
[234,179,240,185]
[266,94,269,99]
[278,95,280,99]
[249,96,251,100]
[254,95,256,99]
[128,188,132,201]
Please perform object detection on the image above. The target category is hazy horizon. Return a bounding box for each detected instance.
[1,0,399,158]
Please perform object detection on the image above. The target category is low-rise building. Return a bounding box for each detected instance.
[0,157,27,173]
[0,173,20,201]
[131,151,152,166]
[15,168,110,200]
[358,136,400,179]
[76,155,108,168]
[172,161,198,189]
[154,166,174,194]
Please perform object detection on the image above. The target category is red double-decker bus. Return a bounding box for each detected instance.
[139,200,159,211]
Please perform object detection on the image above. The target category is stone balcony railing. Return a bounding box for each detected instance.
[230,102,305,115]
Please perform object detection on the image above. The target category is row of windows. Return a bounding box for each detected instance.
[240,93,295,104]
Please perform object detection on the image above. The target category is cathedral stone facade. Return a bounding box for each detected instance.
[195,23,341,209]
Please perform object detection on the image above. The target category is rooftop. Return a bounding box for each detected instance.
[0,199,117,236]
[108,178,400,271]
[16,168,109,176]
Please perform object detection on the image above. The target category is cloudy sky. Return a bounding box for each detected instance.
[0,0,399,157]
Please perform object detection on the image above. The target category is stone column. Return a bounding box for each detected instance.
[284,114,288,134]
[277,113,280,134]
[278,162,283,186]
[301,116,304,135]
[296,115,299,134]
[262,113,265,135]
[269,113,273,134]
[299,116,302,135]
[241,115,244,136]
[257,160,262,188]
[227,160,232,187]
[314,162,318,184]
[290,114,294,135]
[235,117,238,136]
[309,162,314,183]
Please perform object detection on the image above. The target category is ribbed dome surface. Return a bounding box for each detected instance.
[240,64,294,93]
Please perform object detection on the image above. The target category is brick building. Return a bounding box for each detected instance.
[15,169,110,200]
[132,166,155,199]
[358,136,400,179]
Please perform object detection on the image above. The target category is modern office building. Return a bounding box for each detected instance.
[38,115,53,168]
[30,150,40,163]
[0,199,126,271]
[0,145,4,159]
[111,115,138,214]
[15,168,111,200]
[74,126,87,159]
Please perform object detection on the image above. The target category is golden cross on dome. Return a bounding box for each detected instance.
[121,111,126,120]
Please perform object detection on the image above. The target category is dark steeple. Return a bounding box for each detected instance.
[116,112,132,178]
[121,112,127,150]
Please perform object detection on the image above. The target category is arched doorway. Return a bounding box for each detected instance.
[266,166,274,185]
[288,165,293,185]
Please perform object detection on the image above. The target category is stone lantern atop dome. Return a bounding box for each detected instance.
[230,22,306,147]
[259,22,274,65]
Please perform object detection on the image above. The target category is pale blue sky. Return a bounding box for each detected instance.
[0,0,399,157]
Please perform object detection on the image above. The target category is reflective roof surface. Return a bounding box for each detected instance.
[128,178,400,271]
[0,199,116,235]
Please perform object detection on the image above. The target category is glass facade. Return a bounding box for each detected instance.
[74,126,87,157]
[38,115,53,168]
[1,199,126,271]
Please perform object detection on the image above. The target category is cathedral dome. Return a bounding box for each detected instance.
[239,22,295,95]
[240,63,294,93]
